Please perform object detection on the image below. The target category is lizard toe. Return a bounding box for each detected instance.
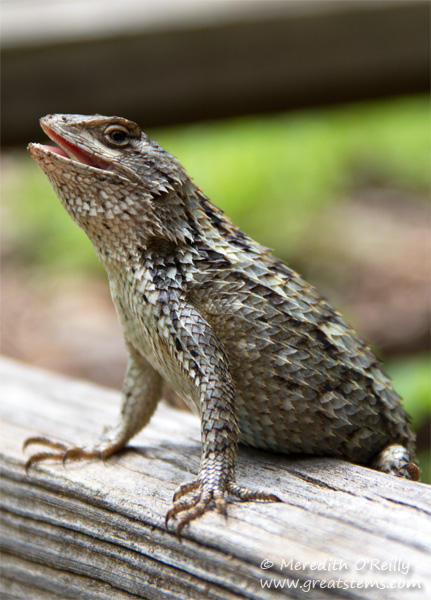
[166,476,281,535]
[167,488,217,536]
[227,481,282,503]
[172,479,200,502]
[396,462,420,481]
[24,436,107,472]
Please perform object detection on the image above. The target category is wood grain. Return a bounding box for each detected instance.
[1,356,430,599]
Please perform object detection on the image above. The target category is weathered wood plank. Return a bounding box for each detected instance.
[1,356,430,599]
[2,1,429,146]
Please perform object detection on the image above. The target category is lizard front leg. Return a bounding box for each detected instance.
[24,348,163,469]
[163,301,281,533]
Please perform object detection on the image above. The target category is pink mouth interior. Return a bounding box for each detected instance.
[41,124,111,171]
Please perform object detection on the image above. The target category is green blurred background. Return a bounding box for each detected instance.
[1,95,430,480]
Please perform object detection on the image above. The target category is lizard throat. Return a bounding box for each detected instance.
[41,124,112,172]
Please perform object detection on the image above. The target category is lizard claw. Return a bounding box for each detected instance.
[166,477,282,535]
[23,435,104,473]
[172,479,200,502]
[23,436,69,453]
[166,485,226,536]
[396,462,420,481]
[226,481,282,503]
[24,436,67,473]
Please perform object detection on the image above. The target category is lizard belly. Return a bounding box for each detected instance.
[110,278,202,416]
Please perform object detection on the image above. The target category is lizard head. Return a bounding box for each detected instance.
[28,114,196,260]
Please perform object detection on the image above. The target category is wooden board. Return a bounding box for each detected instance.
[1,356,430,599]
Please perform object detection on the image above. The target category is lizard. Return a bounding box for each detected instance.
[26,114,419,533]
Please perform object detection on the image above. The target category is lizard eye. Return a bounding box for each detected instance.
[103,125,131,148]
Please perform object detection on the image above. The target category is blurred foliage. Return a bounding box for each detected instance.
[2,154,97,274]
[2,95,430,479]
[387,354,431,483]
[387,354,431,427]
[156,95,430,258]
[3,95,429,273]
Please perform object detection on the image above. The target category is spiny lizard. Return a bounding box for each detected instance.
[26,114,419,533]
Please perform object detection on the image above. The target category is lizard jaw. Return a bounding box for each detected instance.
[40,121,113,172]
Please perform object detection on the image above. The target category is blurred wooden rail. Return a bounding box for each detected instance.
[1,357,430,599]
[1,0,430,146]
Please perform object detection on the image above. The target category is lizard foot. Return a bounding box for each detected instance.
[166,478,281,535]
[371,444,420,481]
[23,436,115,473]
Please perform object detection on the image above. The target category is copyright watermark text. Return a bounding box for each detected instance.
[259,558,422,593]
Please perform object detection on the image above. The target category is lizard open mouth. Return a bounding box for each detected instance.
[41,123,112,171]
